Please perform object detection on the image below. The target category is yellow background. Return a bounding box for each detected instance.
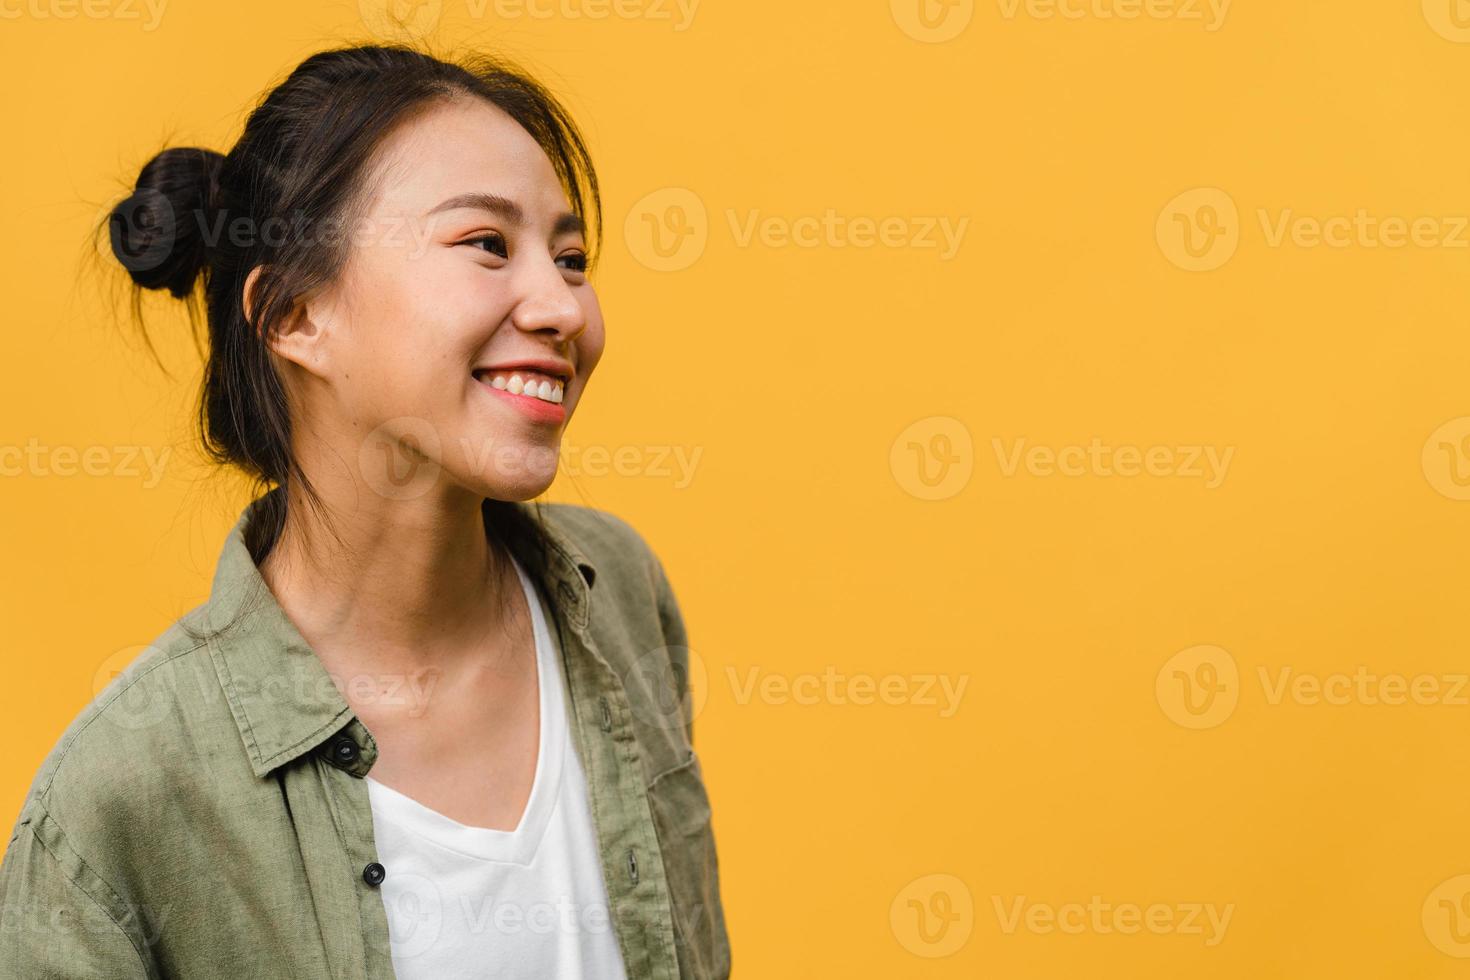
[5,0,1470,976]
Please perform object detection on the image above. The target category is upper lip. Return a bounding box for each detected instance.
[473,358,574,384]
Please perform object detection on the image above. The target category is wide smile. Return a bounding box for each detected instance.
[472,369,568,424]
[474,368,566,403]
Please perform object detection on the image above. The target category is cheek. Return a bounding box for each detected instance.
[354,251,487,360]
[329,265,450,401]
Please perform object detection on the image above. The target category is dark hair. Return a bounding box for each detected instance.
[96,43,601,567]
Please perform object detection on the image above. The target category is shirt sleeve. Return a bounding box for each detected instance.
[0,812,151,980]
[650,553,695,747]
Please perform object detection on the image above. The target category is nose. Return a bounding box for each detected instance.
[509,255,587,343]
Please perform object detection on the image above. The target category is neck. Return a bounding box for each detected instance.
[258,475,518,685]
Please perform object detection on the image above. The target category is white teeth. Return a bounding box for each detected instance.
[483,371,565,404]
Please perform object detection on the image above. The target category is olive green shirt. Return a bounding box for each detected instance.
[0,489,730,979]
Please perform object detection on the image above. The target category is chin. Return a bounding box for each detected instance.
[456,454,559,501]
[482,474,557,502]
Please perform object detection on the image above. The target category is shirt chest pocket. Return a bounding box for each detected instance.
[646,751,731,980]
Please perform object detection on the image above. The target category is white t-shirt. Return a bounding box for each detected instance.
[364,555,629,980]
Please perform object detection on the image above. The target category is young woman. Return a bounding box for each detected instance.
[0,44,729,980]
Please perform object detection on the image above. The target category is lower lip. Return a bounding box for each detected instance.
[475,377,567,424]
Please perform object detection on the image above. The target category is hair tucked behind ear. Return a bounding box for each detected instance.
[91,43,600,581]
[109,147,224,299]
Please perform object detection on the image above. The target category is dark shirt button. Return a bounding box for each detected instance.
[362,862,386,887]
[333,736,359,764]
[599,697,613,732]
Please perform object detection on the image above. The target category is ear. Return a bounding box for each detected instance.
[243,264,332,379]
[242,264,267,330]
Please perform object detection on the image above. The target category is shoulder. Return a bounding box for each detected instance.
[534,503,698,766]
[6,605,233,854]
[537,501,659,563]
[1,608,259,968]
[535,501,669,592]
[532,503,689,630]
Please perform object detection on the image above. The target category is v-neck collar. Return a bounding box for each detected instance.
[363,553,566,866]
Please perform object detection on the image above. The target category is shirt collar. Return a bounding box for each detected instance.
[204,486,597,779]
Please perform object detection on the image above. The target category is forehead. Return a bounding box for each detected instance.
[363,96,570,218]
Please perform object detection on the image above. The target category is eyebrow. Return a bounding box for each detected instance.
[426,192,585,238]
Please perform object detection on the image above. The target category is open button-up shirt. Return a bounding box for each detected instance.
[0,488,730,979]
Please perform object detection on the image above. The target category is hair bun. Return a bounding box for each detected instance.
[109,147,224,298]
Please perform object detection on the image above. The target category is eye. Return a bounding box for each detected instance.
[462,232,508,258]
[556,251,588,273]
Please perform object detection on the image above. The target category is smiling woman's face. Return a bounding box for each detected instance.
[285,94,604,502]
